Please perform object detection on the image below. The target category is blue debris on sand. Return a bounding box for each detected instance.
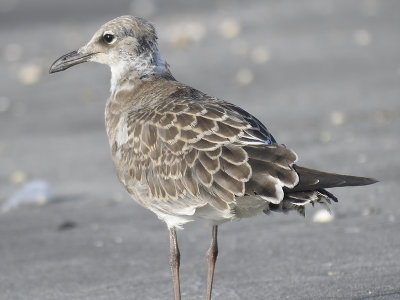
[2,180,54,213]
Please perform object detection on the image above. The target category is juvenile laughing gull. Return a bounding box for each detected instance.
[49,16,377,300]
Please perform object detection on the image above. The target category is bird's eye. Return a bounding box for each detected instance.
[103,33,115,44]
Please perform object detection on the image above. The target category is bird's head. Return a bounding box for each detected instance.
[49,16,168,79]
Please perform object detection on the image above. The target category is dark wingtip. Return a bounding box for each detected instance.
[361,177,379,186]
[348,176,379,186]
[293,165,378,190]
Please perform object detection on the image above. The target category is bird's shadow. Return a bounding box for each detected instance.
[49,194,85,205]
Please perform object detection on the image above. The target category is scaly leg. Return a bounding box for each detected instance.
[169,227,181,300]
[206,225,218,300]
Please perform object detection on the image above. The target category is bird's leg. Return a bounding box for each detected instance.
[206,225,218,300]
[169,227,181,300]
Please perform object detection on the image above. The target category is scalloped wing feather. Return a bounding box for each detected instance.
[115,95,299,214]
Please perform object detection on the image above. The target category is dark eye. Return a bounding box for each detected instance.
[103,33,115,44]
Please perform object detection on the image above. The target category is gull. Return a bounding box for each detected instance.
[49,16,377,300]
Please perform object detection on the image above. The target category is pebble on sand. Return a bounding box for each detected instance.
[312,209,335,223]
[250,46,271,64]
[17,63,42,85]
[2,180,54,213]
[10,170,28,184]
[168,22,206,49]
[319,131,333,143]
[354,29,372,46]
[235,68,254,86]
[219,18,241,39]
[330,111,345,126]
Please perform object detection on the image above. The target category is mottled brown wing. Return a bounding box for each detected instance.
[124,95,299,211]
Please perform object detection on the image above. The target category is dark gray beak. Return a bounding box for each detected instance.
[49,50,95,74]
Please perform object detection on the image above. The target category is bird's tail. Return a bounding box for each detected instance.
[267,165,377,216]
[291,165,378,192]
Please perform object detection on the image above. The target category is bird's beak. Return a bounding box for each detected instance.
[49,49,96,74]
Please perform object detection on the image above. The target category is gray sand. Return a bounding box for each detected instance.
[1,1,399,299]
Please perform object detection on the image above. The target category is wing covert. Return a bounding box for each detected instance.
[118,93,297,212]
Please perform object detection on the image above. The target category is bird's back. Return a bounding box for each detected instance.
[104,75,304,227]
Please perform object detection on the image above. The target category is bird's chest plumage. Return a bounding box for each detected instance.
[105,107,154,212]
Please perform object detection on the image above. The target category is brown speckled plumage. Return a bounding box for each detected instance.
[49,15,377,300]
[105,75,302,222]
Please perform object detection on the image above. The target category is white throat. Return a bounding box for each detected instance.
[109,50,169,94]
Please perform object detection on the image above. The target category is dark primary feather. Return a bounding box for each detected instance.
[291,165,378,191]
[272,166,378,216]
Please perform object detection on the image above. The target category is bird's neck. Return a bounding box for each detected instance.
[109,50,170,95]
